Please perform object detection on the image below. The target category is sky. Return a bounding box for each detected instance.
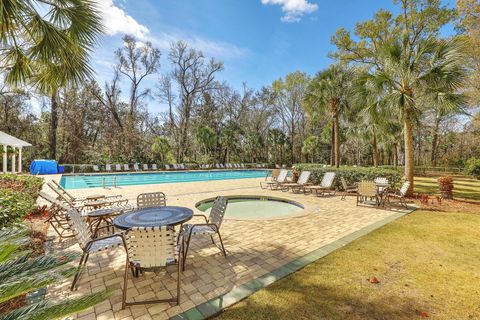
[90,0,456,114]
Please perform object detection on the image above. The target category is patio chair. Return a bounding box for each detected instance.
[215,164,220,169]
[115,164,122,171]
[48,180,126,205]
[260,169,288,190]
[220,164,225,168]
[260,169,280,189]
[181,196,228,271]
[281,171,312,192]
[356,181,379,206]
[387,180,410,208]
[93,165,100,172]
[303,172,336,196]
[172,164,178,170]
[137,192,167,208]
[106,164,112,172]
[124,164,130,171]
[152,164,158,170]
[375,177,389,193]
[66,208,124,290]
[38,192,76,238]
[133,164,140,171]
[122,226,183,308]
[165,164,171,170]
[143,164,149,171]
[180,163,186,170]
[340,176,358,200]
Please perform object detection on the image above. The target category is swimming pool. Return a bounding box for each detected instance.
[195,195,304,220]
[60,170,269,189]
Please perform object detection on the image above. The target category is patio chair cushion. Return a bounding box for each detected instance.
[89,236,123,253]
[182,224,216,235]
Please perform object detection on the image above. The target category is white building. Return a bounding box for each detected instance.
[0,131,32,174]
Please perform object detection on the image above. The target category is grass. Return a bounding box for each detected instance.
[216,175,480,320]
[415,175,480,201]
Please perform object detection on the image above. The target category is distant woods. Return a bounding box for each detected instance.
[1,0,479,173]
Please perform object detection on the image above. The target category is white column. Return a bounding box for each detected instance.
[11,147,16,173]
[18,148,22,173]
[2,145,6,173]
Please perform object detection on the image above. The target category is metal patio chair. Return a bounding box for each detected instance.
[137,192,167,208]
[152,164,158,170]
[356,181,379,206]
[281,171,312,192]
[67,208,124,290]
[143,164,149,171]
[93,165,100,172]
[38,191,76,238]
[303,172,336,196]
[122,226,183,308]
[340,176,358,200]
[181,196,228,271]
[387,180,411,208]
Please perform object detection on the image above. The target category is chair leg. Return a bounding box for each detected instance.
[176,257,181,305]
[216,231,227,257]
[122,259,129,310]
[209,235,215,245]
[71,252,87,291]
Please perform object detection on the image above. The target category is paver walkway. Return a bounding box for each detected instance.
[41,176,413,320]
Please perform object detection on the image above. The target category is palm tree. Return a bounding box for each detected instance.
[360,37,467,193]
[196,127,216,157]
[1,0,104,159]
[303,64,353,168]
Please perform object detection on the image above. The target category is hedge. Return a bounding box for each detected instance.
[293,164,402,189]
[0,174,43,229]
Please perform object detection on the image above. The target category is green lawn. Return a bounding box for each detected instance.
[216,176,480,320]
[415,175,480,201]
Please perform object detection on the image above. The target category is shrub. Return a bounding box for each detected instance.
[293,164,402,188]
[0,174,43,229]
[465,157,480,179]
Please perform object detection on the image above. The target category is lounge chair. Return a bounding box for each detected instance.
[124,164,130,171]
[67,209,124,290]
[340,176,358,200]
[356,181,378,206]
[38,192,76,238]
[106,164,112,172]
[143,164,149,171]
[215,164,220,169]
[181,196,227,271]
[133,164,140,171]
[121,226,182,308]
[180,163,186,170]
[137,192,167,208]
[93,165,100,172]
[48,180,126,206]
[387,181,410,208]
[260,169,288,190]
[281,171,312,192]
[115,164,122,171]
[303,172,336,196]
[172,164,178,170]
[152,164,158,170]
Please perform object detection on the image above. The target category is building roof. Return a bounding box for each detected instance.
[0,131,32,147]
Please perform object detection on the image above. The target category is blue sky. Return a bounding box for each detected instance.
[91,0,455,113]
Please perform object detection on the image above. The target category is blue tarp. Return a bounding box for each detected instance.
[30,160,58,175]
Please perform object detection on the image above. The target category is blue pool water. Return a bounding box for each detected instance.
[60,170,269,189]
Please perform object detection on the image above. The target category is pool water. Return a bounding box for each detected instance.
[60,170,269,189]
[196,196,304,220]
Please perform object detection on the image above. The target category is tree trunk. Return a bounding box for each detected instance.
[404,111,415,195]
[49,91,58,160]
[330,119,335,166]
[333,105,340,168]
[372,128,379,167]
[430,115,441,167]
[393,142,398,167]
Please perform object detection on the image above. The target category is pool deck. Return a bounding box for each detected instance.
[41,175,414,320]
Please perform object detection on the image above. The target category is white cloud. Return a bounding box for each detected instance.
[261,0,318,22]
[94,0,150,39]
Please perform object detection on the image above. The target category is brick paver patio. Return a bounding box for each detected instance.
[40,176,412,320]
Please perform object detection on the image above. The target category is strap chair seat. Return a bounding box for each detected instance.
[356,181,379,206]
[304,172,336,196]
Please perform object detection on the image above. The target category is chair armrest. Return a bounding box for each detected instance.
[193,214,209,223]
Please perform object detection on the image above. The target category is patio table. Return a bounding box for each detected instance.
[87,207,126,237]
[113,206,193,230]
[375,183,390,207]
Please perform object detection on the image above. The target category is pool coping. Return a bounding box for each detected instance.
[170,208,414,320]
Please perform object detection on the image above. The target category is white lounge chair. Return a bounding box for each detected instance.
[281,171,312,192]
[133,164,140,171]
[106,164,112,172]
[152,164,158,170]
[93,165,100,172]
[304,172,336,196]
[115,164,122,171]
[124,164,130,171]
[261,169,288,190]
[143,164,149,171]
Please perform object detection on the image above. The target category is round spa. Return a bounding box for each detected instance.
[195,195,305,220]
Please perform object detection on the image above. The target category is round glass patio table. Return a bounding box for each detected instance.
[113,206,193,230]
